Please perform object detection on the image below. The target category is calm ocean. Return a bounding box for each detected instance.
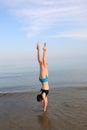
[0,70,87,93]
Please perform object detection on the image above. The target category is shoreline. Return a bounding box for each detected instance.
[0,86,87,97]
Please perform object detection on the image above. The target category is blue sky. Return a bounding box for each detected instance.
[0,0,87,72]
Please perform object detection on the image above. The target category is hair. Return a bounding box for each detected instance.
[37,94,43,102]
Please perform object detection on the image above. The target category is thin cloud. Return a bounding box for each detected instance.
[49,30,87,39]
[0,0,87,37]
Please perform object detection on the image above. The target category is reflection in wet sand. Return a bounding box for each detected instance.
[38,112,52,130]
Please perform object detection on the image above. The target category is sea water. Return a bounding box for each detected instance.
[0,70,87,93]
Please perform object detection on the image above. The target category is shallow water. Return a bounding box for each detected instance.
[0,70,87,93]
[0,87,87,130]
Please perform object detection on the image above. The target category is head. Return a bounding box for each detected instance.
[37,94,43,102]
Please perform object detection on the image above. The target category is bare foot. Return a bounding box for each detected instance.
[37,42,40,50]
[43,42,47,51]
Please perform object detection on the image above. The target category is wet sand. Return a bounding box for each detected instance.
[0,87,87,130]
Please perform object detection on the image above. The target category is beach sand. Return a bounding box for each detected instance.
[0,87,87,130]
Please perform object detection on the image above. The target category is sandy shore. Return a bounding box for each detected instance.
[0,87,87,130]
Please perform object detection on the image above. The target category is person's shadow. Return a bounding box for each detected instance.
[38,111,52,130]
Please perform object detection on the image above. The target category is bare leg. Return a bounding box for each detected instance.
[37,42,42,64]
[43,43,47,65]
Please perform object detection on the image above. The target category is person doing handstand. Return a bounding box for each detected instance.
[37,42,49,112]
